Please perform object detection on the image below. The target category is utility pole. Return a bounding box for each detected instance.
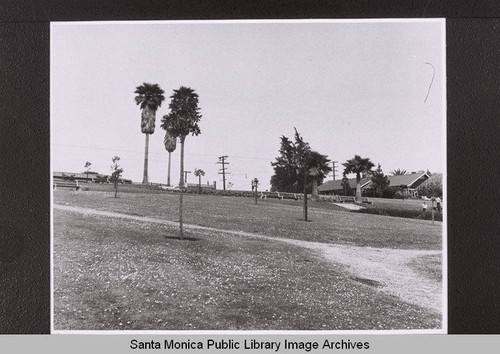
[332,161,339,180]
[184,170,191,185]
[217,155,230,191]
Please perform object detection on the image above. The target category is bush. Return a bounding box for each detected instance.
[417,178,443,198]
[381,186,398,199]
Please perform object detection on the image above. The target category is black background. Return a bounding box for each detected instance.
[0,0,499,334]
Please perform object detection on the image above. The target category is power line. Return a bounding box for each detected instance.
[52,143,270,160]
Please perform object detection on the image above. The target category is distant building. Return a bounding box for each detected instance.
[186,183,215,190]
[53,171,131,184]
[318,171,430,197]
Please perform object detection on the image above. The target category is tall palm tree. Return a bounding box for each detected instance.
[343,155,375,202]
[163,86,202,239]
[134,83,165,184]
[162,131,177,186]
[194,168,205,193]
[308,151,332,200]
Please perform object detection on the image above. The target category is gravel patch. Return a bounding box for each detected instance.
[333,203,366,211]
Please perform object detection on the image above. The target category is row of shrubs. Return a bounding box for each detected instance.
[158,185,259,198]
[339,186,436,199]
[150,184,444,221]
[353,207,443,221]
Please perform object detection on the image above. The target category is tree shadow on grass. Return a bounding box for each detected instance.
[163,234,200,241]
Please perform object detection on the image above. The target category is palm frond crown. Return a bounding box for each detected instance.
[391,169,408,176]
[308,151,332,178]
[164,86,202,139]
[343,155,375,177]
[134,82,165,110]
[194,168,205,177]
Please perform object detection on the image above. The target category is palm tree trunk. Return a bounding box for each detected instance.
[178,138,185,239]
[143,133,149,184]
[356,173,362,202]
[312,177,318,201]
[198,175,202,193]
[167,152,172,186]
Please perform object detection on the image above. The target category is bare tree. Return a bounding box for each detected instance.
[162,87,202,239]
[252,178,259,205]
[292,128,312,221]
[110,156,123,198]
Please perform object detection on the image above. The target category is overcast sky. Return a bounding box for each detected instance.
[51,20,445,191]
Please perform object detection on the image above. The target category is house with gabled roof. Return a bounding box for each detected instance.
[317,177,372,195]
[318,171,430,197]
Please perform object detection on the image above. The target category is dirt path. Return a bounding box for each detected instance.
[54,204,443,313]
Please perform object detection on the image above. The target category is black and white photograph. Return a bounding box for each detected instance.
[51,19,446,332]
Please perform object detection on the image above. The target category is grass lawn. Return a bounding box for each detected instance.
[53,207,441,330]
[54,189,442,250]
[352,198,443,221]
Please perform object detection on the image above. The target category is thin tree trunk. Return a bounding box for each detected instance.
[303,172,308,221]
[254,185,258,205]
[167,152,172,186]
[356,173,362,202]
[431,199,435,225]
[198,175,202,193]
[178,138,185,239]
[114,181,118,198]
[143,133,149,184]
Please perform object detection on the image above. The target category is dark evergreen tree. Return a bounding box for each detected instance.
[370,163,390,197]
[270,136,298,192]
[270,135,331,194]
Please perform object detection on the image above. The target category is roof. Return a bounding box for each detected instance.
[70,173,92,179]
[317,177,371,192]
[318,172,430,192]
[385,173,430,189]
